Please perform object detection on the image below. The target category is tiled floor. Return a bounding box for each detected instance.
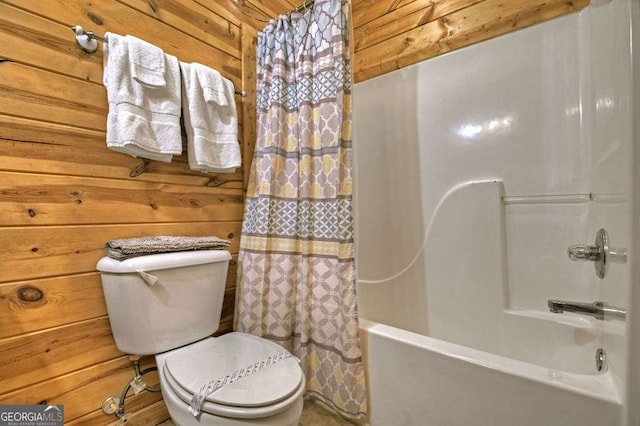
[157,398,353,425]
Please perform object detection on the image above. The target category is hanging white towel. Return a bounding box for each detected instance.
[180,62,241,173]
[125,34,166,88]
[103,33,182,163]
[181,61,228,106]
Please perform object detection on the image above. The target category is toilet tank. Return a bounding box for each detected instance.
[96,250,231,355]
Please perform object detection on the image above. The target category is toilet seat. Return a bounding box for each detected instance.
[159,333,305,419]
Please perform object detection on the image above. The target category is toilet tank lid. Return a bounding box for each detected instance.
[96,250,231,273]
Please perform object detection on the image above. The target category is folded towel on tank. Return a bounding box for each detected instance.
[105,236,231,260]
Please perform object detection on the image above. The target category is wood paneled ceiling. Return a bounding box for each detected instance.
[236,0,589,82]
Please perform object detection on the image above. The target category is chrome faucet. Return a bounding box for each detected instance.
[548,299,626,321]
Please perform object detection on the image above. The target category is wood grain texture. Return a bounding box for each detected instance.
[352,0,590,81]
[240,0,298,24]
[0,0,253,421]
[241,25,258,191]
[196,0,243,27]
[246,0,299,19]
[0,356,160,423]
[353,0,482,51]
[118,0,242,59]
[0,172,243,225]
[0,273,107,339]
[72,398,169,426]
[352,0,425,29]
[219,286,237,334]
[0,62,107,130]
[0,3,103,83]
[0,222,241,284]
[0,317,121,394]
[3,0,242,84]
[0,115,244,188]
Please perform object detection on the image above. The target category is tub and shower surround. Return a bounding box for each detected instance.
[354,0,633,425]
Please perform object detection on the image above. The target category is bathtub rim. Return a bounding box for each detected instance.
[359,318,622,406]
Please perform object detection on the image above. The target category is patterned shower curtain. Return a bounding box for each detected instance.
[235,0,366,419]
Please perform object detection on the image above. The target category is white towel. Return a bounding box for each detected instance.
[103,33,182,163]
[125,35,166,87]
[196,66,227,106]
[180,62,241,173]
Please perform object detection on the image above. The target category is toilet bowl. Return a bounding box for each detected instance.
[157,334,305,426]
[96,250,305,425]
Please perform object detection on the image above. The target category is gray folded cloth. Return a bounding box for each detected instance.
[105,236,231,260]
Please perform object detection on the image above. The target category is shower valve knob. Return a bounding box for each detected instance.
[567,228,627,279]
[567,244,601,261]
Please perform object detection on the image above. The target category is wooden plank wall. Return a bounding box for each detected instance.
[243,0,590,82]
[0,0,259,424]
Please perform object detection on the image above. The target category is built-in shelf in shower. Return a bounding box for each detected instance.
[503,193,628,205]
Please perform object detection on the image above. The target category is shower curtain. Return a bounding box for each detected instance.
[235,0,366,419]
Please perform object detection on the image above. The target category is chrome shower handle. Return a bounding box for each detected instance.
[567,229,627,279]
[567,244,601,262]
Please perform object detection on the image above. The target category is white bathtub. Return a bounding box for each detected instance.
[357,180,625,425]
[360,319,621,426]
[357,184,625,426]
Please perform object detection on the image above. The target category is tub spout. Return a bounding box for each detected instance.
[547,299,626,321]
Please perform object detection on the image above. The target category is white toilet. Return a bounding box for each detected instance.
[96,250,304,426]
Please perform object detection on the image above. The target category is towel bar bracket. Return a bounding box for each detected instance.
[71,25,101,54]
[129,158,150,178]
